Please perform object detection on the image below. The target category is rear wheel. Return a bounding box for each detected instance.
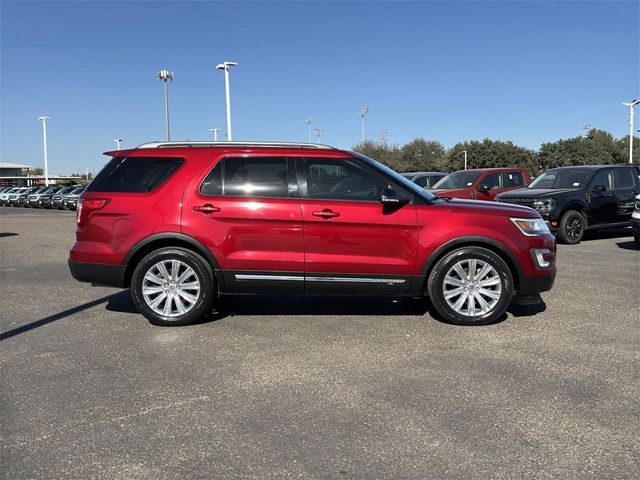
[427,247,513,326]
[557,210,585,244]
[131,248,216,326]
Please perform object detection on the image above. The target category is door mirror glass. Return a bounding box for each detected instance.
[381,187,410,206]
[477,184,490,193]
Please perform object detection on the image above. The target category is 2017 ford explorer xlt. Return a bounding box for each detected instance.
[69,141,556,327]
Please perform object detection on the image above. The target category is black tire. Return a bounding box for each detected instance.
[557,210,586,245]
[427,246,514,326]
[131,247,216,326]
[634,231,640,249]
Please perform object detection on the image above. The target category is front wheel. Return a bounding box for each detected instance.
[557,210,586,245]
[427,247,514,326]
[131,248,216,326]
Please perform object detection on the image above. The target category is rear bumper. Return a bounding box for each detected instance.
[517,271,556,295]
[68,259,127,288]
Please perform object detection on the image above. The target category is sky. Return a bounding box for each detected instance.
[1,0,638,175]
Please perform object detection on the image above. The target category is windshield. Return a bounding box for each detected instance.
[351,152,437,201]
[433,171,482,189]
[528,169,592,189]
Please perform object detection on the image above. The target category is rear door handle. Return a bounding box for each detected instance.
[193,204,221,214]
[312,209,340,218]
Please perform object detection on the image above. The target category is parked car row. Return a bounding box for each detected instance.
[0,185,85,209]
[403,165,640,245]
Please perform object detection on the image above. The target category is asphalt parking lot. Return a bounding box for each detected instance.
[1,207,639,479]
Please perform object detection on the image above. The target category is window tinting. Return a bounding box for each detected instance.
[304,159,386,201]
[86,156,184,193]
[504,172,524,188]
[613,169,636,189]
[200,161,223,195]
[482,173,501,189]
[224,157,288,197]
[591,170,613,190]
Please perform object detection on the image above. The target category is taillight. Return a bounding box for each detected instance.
[77,198,110,225]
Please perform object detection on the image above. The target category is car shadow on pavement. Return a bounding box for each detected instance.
[616,240,639,251]
[1,293,121,341]
[0,232,19,238]
[583,227,632,241]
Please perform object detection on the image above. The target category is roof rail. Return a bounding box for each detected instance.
[135,141,335,150]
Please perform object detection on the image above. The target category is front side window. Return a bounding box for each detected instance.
[200,157,289,198]
[303,159,386,201]
[590,169,613,190]
[481,173,501,189]
[87,156,184,193]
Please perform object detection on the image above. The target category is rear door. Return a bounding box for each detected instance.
[181,154,305,293]
[612,168,640,222]
[296,156,419,294]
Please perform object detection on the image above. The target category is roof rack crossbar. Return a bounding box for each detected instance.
[135,141,335,150]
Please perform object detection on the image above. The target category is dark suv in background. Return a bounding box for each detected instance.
[69,141,556,327]
[496,165,640,244]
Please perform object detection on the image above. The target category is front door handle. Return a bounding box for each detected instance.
[193,204,221,214]
[312,209,340,219]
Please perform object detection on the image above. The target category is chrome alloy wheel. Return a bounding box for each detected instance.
[442,258,502,317]
[142,260,201,318]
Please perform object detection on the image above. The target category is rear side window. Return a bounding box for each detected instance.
[200,157,289,198]
[86,156,184,193]
[613,169,636,189]
[503,172,525,188]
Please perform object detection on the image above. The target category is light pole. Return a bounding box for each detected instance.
[314,128,325,144]
[622,99,640,164]
[462,150,468,170]
[305,117,314,143]
[581,124,591,137]
[114,138,123,150]
[210,128,221,141]
[37,116,50,185]
[157,69,174,141]
[358,106,368,141]
[378,131,388,145]
[216,61,238,141]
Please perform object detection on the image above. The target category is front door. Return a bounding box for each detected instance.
[296,156,419,295]
[181,154,305,293]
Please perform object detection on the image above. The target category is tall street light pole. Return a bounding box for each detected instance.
[314,128,325,144]
[462,150,468,170]
[37,116,50,185]
[210,128,221,141]
[216,61,238,141]
[305,117,314,143]
[622,99,640,164]
[358,106,368,142]
[114,138,123,150]
[157,69,174,141]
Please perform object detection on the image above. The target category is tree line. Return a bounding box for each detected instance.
[352,129,639,175]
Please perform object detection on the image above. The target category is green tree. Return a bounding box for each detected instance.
[538,129,624,170]
[447,140,538,173]
[398,138,447,172]
[616,134,640,164]
[352,140,402,171]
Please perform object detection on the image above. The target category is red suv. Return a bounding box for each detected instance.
[431,167,531,200]
[69,142,555,327]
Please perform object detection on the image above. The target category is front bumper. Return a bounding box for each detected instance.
[517,271,556,295]
[68,259,127,288]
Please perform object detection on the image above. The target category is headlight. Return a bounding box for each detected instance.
[511,217,551,236]
[532,198,557,212]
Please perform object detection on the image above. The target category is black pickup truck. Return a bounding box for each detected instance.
[495,164,640,244]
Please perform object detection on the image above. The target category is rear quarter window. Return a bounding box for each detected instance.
[86,156,184,193]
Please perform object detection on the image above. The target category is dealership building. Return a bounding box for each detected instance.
[0,162,80,186]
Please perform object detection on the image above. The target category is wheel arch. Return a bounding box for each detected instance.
[122,233,222,289]
[419,236,522,295]
[559,200,589,219]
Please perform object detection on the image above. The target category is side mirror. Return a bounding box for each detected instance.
[477,184,490,193]
[381,187,410,207]
[592,184,606,193]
